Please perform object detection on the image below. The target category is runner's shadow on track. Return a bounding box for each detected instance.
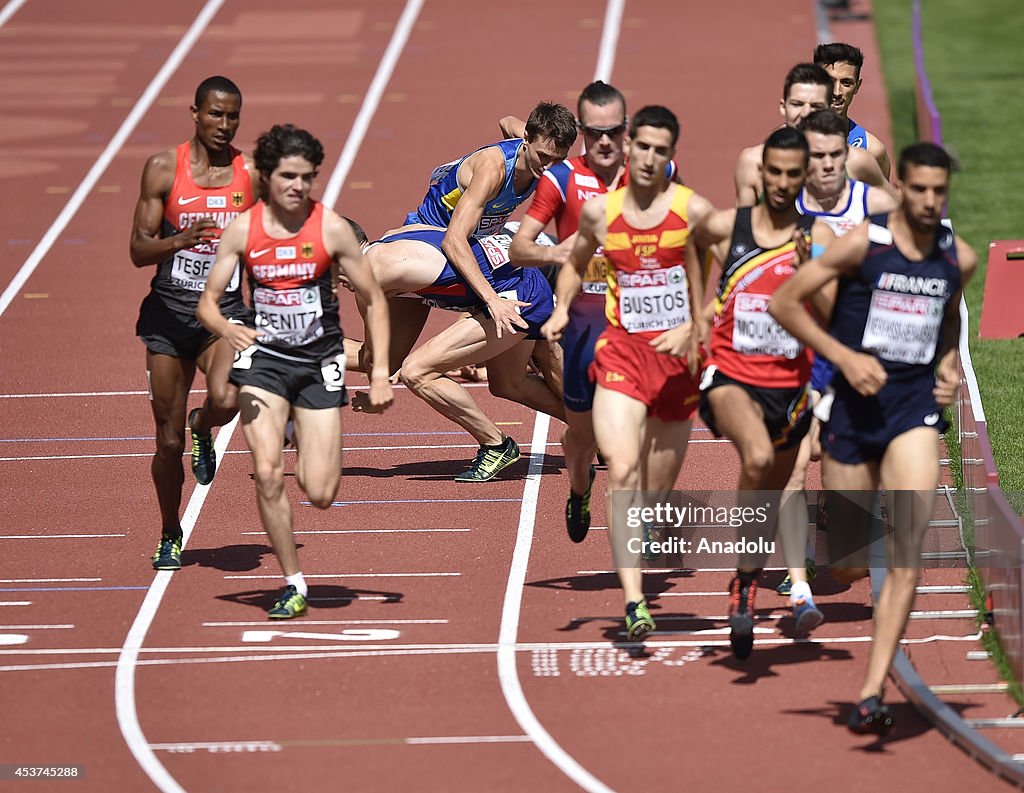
[215,584,404,613]
[341,458,554,481]
[783,700,971,748]
[182,544,276,572]
[709,642,853,683]
[527,569,696,595]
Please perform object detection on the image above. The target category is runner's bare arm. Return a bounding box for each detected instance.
[541,197,604,343]
[806,220,838,322]
[325,211,393,411]
[848,148,897,199]
[864,130,891,180]
[129,150,218,267]
[734,146,761,208]
[498,115,526,139]
[769,223,885,395]
[196,213,259,351]
[441,148,529,338]
[509,215,572,268]
[933,237,978,405]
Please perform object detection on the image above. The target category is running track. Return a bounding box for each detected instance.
[0,0,1010,790]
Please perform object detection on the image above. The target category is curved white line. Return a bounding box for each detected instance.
[0,0,27,29]
[496,414,615,793]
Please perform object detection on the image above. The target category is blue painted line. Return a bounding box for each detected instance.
[309,498,523,507]
[0,586,150,592]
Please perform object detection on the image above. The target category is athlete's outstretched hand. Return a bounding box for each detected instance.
[541,305,570,343]
[486,295,530,339]
[351,374,394,414]
[838,350,887,396]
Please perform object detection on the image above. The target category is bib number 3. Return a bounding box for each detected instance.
[320,353,346,392]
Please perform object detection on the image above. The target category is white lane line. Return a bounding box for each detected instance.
[0,534,126,539]
[0,0,27,29]
[241,528,471,535]
[0,0,225,320]
[0,578,101,583]
[498,414,613,792]
[407,735,532,745]
[592,0,625,82]
[0,602,32,606]
[0,624,73,630]
[115,414,237,793]
[224,572,459,579]
[146,735,531,752]
[320,0,424,208]
[0,383,490,399]
[202,620,447,627]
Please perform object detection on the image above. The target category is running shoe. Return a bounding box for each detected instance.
[775,558,817,596]
[565,465,596,543]
[188,407,216,486]
[641,520,662,562]
[792,595,824,636]
[728,574,758,660]
[625,599,656,641]
[454,437,520,482]
[267,585,308,620]
[151,534,182,571]
[847,696,893,736]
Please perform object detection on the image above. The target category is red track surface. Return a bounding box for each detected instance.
[0,1,1010,791]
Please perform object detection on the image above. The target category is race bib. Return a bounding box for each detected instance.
[478,235,513,270]
[320,353,345,392]
[861,290,943,364]
[169,251,240,293]
[582,252,609,294]
[732,292,802,358]
[253,286,323,347]
[617,265,690,334]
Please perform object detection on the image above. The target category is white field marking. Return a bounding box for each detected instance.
[320,0,423,208]
[0,631,984,661]
[0,382,489,399]
[203,619,447,627]
[646,591,728,597]
[0,635,27,646]
[0,602,32,606]
[150,741,280,753]
[592,0,625,82]
[579,567,788,575]
[498,414,614,793]
[307,595,392,602]
[148,735,532,752]
[240,528,470,536]
[0,0,27,29]
[0,534,125,539]
[614,627,776,637]
[0,624,73,630]
[407,735,532,745]
[0,578,101,583]
[916,585,970,593]
[0,0,225,321]
[116,412,238,793]
[0,631,985,674]
[224,572,459,579]
[241,629,401,643]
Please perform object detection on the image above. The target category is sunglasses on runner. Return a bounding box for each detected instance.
[578,122,627,138]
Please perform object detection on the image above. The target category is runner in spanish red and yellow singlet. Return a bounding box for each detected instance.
[542,106,715,643]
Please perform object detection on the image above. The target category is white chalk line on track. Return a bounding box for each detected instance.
[147,735,534,752]
[0,2,226,319]
[223,572,459,579]
[0,0,27,29]
[112,2,426,791]
[0,632,983,674]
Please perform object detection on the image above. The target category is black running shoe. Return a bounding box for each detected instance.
[152,534,182,571]
[847,696,893,736]
[728,574,758,660]
[188,407,216,486]
[565,465,596,543]
[454,437,520,482]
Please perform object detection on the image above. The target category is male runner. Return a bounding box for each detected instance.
[693,127,833,658]
[130,76,258,571]
[543,106,713,640]
[734,63,892,207]
[769,141,974,734]
[198,124,393,619]
[814,42,891,177]
[512,81,684,542]
[406,101,577,337]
